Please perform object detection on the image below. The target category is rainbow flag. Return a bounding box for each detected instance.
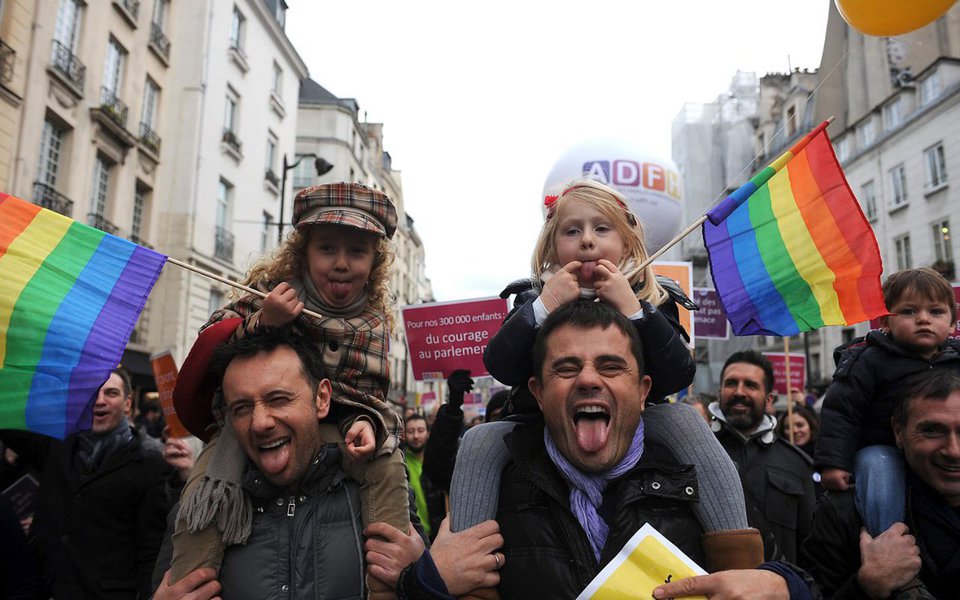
[702,120,886,336]
[0,193,166,438]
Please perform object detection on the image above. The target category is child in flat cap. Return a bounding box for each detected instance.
[171,182,406,598]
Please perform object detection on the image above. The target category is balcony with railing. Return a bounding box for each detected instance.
[149,22,170,63]
[87,212,120,235]
[265,169,279,187]
[221,128,242,158]
[0,39,15,85]
[214,226,235,262]
[99,86,128,129]
[113,0,140,26]
[139,121,161,157]
[49,40,85,96]
[33,181,74,217]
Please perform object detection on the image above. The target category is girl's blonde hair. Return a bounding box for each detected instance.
[531,178,667,306]
[243,226,396,331]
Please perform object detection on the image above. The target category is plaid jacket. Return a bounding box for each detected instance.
[204,279,401,455]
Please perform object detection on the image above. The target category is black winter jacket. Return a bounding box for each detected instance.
[815,332,960,472]
[803,481,960,599]
[217,443,365,600]
[484,277,697,408]
[0,427,172,600]
[495,417,705,598]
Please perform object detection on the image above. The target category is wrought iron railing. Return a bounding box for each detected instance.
[115,0,139,20]
[150,22,170,61]
[139,122,161,155]
[265,169,279,187]
[214,226,235,262]
[222,128,242,154]
[33,181,74,217]
[50,40,86,94]
[0,39,15,85]
[87,212,120,235]
[100,86,129,129]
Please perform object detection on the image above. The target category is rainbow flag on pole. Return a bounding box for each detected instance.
[0,193,166,438]
[702,120,886,336]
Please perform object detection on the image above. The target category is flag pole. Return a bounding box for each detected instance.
[636,116,835,273]
[784,337,794,443]
[165,257,324,319]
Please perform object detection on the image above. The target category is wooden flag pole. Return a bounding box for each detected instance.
[165,257,324,320]
[784,337,794,443]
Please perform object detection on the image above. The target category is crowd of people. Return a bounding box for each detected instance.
[1,180,958,599]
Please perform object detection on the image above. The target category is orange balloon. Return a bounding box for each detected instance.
[835,0,956,36]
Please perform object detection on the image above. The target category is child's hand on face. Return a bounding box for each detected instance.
[259,282,305,328]
[345,419,376,459]
[540,261,582,312]
[821,467,852,491]
[593,259,642,317]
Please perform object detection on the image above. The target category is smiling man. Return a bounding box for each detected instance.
[154,325,366,600]
[0,368,172,599]
[708,351,815,564]
[804,370,960,599]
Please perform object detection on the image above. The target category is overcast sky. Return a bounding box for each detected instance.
[287,1,831,302]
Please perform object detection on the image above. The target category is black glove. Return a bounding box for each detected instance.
[446,369,474,409]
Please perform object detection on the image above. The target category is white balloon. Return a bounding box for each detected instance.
[543,139,684,254]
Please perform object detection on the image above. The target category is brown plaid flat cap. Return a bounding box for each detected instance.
[293,182,398,239]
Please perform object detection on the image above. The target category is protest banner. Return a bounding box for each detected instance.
[402,297,508,381]
[653,261,694,348]
[150,350,189,438]
[763,352,807,396]
[693,288,728,339]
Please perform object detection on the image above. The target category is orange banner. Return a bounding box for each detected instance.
[151,350,189,438]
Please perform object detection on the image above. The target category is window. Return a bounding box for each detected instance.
[102,38,125,95]
[835,136,850,162]
[261,211,272,252]
[857,119,876,148]
[932,219,953,263]
[217,179,231,230]
[53,0,81,51]
[90,155,111,219]
[292,155,314,190]
[152,0,168,29]
[786,105,797,136]
[895,234,913,269]
[36,120,65,187]
[224,88,238,132]
[860,180,877,221]
[132,184,148,241]
[841,328,855,345]
[265,134,277,173]
[920,70,940,106]
[884,97,903,130]
[141,78,159,128]
[208,289,224,316]
[924,143,947,189]
[272,62,282,99]
[229,6,245,52]
[889,164,907,208]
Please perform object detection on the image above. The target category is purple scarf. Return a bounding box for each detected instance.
[544,419,645,561]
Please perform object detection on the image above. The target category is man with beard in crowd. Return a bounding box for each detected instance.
[708,350,816,564]
[405,413,443,539]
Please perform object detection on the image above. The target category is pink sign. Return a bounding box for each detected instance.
[762,352,806,396]
[402,297,508,381]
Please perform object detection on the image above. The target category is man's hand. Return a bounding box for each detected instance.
[820,467,852,491]
[856,524,921,599]
[163,436,197,482]
[540,262,582,312]
[153,568,222,600]
[344,419,376,459]
[430,517,504,596]
[447,369,474,409]
[593,259,642,316]
[258,282,304,328]
[653,569,788,599]
[364,522,426,588]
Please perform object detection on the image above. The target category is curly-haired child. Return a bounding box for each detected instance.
[170,182,406,598]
